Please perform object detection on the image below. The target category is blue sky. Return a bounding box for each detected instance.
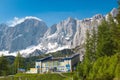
[0,0,118,26]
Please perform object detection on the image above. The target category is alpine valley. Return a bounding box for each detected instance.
[0,8,118,57]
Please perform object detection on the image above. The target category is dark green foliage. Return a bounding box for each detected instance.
[0,49,75,76]
[5,56,15,64]
[0,55,9,76]
[77,28,97,80]
[49,49,75,57]
[84,29,91,60]
[0,76,14,80]
[96,20,115,57]
[111,0,120,53]
[24,49,75,70]
[77,53,120,80]
[13,52,25,73]
[76,2,120,80]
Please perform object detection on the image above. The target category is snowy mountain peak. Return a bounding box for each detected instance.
[0,8,117,57]
[8,16,42,27]
[67,17,74,20]
[92,14,103,19]
[66,17,75,22]
[110,8,118,17]
[24,16,42,21]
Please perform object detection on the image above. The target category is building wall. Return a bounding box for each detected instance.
[35,54,80,73]
[71,54,80,71]
[26,68,37,73]
[62,59,71,72]
[71,54,80,66]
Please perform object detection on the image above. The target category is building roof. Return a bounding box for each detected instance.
[36,53,80,62]
[36,56,52,62]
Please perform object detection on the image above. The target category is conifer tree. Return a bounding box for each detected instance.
[0,55,9,76]
[14,52,24,73]
[114,0,120,52]
[96,19,114,57]
[90,27,97,61]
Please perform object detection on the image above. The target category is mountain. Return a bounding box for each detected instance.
[40,17,77,53]
[0,8,118,57]
[73,14,104,47]
[0,17,48,55]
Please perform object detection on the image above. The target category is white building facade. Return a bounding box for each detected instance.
[35,53,80,73]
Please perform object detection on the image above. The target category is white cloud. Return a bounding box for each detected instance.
[7,16,42,27]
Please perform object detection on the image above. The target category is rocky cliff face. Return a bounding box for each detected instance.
[40,17,77,53]
[0,18,48,53]
[0,8,118,57]
[73,14,104,48]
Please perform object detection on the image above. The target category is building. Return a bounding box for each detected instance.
[35,53,80,73]
[26,68,37,73]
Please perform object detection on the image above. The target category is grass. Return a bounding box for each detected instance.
[0,72,73,80]
[0,76,14,80]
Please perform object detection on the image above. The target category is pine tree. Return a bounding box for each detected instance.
[84,29,91,61]
[14,52,24,73]
[116,0,120,24]
[0,55,9,76]
[76,1,120,79]
[107,14,117,54]
[96,19,114,57]
[90,27,97,61]
[113,0,120,53]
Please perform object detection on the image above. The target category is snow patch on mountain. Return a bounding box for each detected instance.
[0,51,17,56]
[46,45,70,54]
[47,33,57,39]
[0,44,44,57]
[48,42,58,50]
[0,43,69,57]
[0,8,118,57]
[65,37,70,40]
[8,16,42,27]
[110,8,118,17]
